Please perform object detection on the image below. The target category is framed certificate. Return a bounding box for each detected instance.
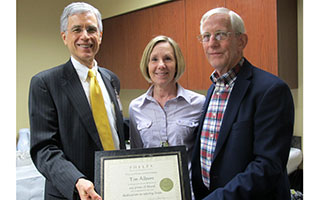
[95,145,191,200]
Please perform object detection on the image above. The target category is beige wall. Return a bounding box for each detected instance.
[17,0,303,141]
[293,0,303,139]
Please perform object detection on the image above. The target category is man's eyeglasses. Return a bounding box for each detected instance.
[197,31,240,43]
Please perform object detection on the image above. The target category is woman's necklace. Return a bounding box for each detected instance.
[153,84,177,148]
[161,140,169,147]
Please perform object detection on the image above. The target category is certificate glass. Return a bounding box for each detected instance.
[95,146,191,200]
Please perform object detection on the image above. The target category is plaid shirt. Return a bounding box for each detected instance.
[200,60,243,188]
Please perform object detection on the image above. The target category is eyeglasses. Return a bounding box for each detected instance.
[197,31,239,43]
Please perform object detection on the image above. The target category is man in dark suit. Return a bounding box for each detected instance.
[191,7,294,200]
[28,2,126,200]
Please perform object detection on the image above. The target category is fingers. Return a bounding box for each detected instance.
[76,178,102,200]
[86,187,101,200]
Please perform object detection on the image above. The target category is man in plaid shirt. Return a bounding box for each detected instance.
[191,7,294,200]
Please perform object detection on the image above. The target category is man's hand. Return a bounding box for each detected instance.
[76,178,102,200]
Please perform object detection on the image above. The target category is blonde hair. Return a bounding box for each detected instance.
[140,35,185,83]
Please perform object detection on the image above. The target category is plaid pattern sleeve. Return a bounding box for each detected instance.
[200,63,241,188]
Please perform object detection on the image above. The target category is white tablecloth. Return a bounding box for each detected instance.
[16,152,45,200]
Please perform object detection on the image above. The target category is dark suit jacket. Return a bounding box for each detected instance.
[191,58,294,200]
[29,60,126,200]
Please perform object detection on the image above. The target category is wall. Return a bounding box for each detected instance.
[17,0,303,140]
[293,0,303,140]
[98,0,303,138]
[97,0,284,90]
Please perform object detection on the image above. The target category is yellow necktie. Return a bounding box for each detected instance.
[88,69,115,150]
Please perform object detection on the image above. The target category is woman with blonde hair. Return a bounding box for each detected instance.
[129,35,205,180]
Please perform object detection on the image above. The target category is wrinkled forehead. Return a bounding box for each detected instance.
[67,12,98,26]
[68,11,96,21]
[202,13,232,32]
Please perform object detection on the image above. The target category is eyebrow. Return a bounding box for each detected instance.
[87,25,98,30]
[71,25,98,30]
[71,25,82,30]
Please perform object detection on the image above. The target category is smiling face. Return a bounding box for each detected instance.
[202,13,247,75]
[148,42,177,88]
[61,12,102,68]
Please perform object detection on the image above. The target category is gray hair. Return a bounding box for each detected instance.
[200,7,246,34]
[60,2,103,34]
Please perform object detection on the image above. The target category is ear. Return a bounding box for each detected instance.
[98,31,103,43]
[61,32,67,45]
[238,33,248,49]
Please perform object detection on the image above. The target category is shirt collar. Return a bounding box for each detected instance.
[138,83,191,107]
[71,56,98,82]
[210,58,244,85]
[176,84,192,104]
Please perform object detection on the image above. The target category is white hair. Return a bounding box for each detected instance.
[60,2,103,34]
[200,7,246,34]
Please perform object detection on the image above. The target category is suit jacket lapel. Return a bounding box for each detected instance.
[60,60,103,149]
[98,68,117,106]
[193,83,215,163]
[198,84,215,141]
[211,60,252,163]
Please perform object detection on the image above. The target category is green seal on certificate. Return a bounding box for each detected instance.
[160,178,174,192]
